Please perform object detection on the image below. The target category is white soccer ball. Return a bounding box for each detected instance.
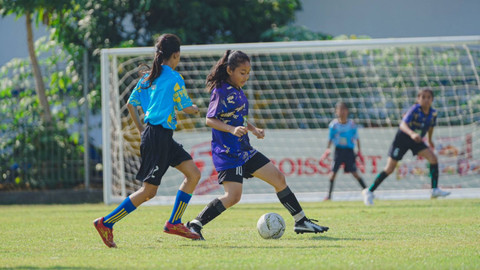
[257,213,286,239]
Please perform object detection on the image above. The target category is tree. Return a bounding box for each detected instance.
[0,36,85,190]
[261,25,332,42]
[54,0,302,48]
[0,0,73,124]
[46,0,302,111]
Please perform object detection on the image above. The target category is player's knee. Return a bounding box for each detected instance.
[273,173,287,191]
[429,156,438,164]
[384,167,394,175]
[137,189,157,203]
[145,189,157,200]
[186,167,201,184]
[222,194,241,208]
[138,185,157,199]
[229,192,242,206]
[277,172,286,185]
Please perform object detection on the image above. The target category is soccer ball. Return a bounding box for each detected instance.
[256,213,286,239]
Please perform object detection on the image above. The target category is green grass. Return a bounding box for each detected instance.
[0,199,479,269]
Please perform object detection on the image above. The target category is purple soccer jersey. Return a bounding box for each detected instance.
[401,103,437,138]
[206,83,256,171]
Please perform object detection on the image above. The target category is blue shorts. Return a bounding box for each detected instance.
[331,147,357,173]
[388,131,428,161]
[136,124,192,186]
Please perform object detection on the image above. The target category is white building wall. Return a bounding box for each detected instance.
[296,0,480,38]
[0,15,48,67]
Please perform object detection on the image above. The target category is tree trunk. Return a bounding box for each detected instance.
[26,11,52,124]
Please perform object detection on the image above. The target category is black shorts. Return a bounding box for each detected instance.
[217,152,271,184]
[136,124,192,186]
[331,147,357,173]
[388,131,428,161]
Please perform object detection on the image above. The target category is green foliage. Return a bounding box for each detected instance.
[261,25,333,42]
[45,0,303,113]
[0,0,73,19]
[0,36,87,190]
[52,0,301,48]
[0,124,83,189]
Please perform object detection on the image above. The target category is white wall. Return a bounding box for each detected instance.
[0,15,48,66]
[296,0,480,38]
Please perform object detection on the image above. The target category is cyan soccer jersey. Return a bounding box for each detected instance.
[128,65,193,130]
[328,119,358,149]
[401,103,437,138]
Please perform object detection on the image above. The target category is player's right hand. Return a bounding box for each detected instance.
[410,133,422,143]
[231,126,248,137]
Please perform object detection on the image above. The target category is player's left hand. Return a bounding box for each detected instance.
[428,140,435,149]
[357,150,364,161]
[252,128,265,139]
[191,104,199,114]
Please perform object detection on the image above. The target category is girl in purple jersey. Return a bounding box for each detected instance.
[362,89,451,206]
[186,50,329,240]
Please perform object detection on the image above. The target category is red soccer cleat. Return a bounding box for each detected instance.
[93,217,117,248]
[163,221,201,240]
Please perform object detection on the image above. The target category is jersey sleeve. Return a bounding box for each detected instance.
[352,121,359,140]
[431,110,437,127]
[328,121,335,140]
[172,76,193,111]
[127,81,142,106]
[206,89,226,118]
[402,105,417,124]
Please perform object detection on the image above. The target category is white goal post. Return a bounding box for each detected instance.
[101,36,480,205]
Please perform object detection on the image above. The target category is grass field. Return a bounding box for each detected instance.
[1,199,479,269]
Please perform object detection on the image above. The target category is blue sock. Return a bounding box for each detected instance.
[168,190,192,224]
[103,197,136,229]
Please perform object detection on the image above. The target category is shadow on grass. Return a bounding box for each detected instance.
[173,235,367,249]
[309,235,366,241]
[177,243,344,249]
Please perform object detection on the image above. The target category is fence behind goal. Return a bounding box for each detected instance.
[101,36,480,205]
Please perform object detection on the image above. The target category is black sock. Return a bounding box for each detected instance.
[277,186,305,222]
[327,180,334,199]
[369,171,389,192]
[357,177,367,189]
[194,198,226,226]
[430,163,439,189]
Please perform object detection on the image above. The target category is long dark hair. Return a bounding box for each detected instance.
[143,33,181,88]
[206,50,250,92]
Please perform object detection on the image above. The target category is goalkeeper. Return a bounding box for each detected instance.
[324,102,366,201]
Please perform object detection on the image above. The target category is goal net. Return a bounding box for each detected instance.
[101,36,480,205]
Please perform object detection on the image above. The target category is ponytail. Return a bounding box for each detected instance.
[142,34,181,88]
[144,51,164,88]
[206,50,250,92]
[206,50,231,92]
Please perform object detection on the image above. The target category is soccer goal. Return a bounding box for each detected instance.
[101,36,480,205]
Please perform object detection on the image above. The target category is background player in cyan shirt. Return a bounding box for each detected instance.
[186,50,329,240]
[93,34,202,248]
[363,89,451,206]
[324,102,366,201]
